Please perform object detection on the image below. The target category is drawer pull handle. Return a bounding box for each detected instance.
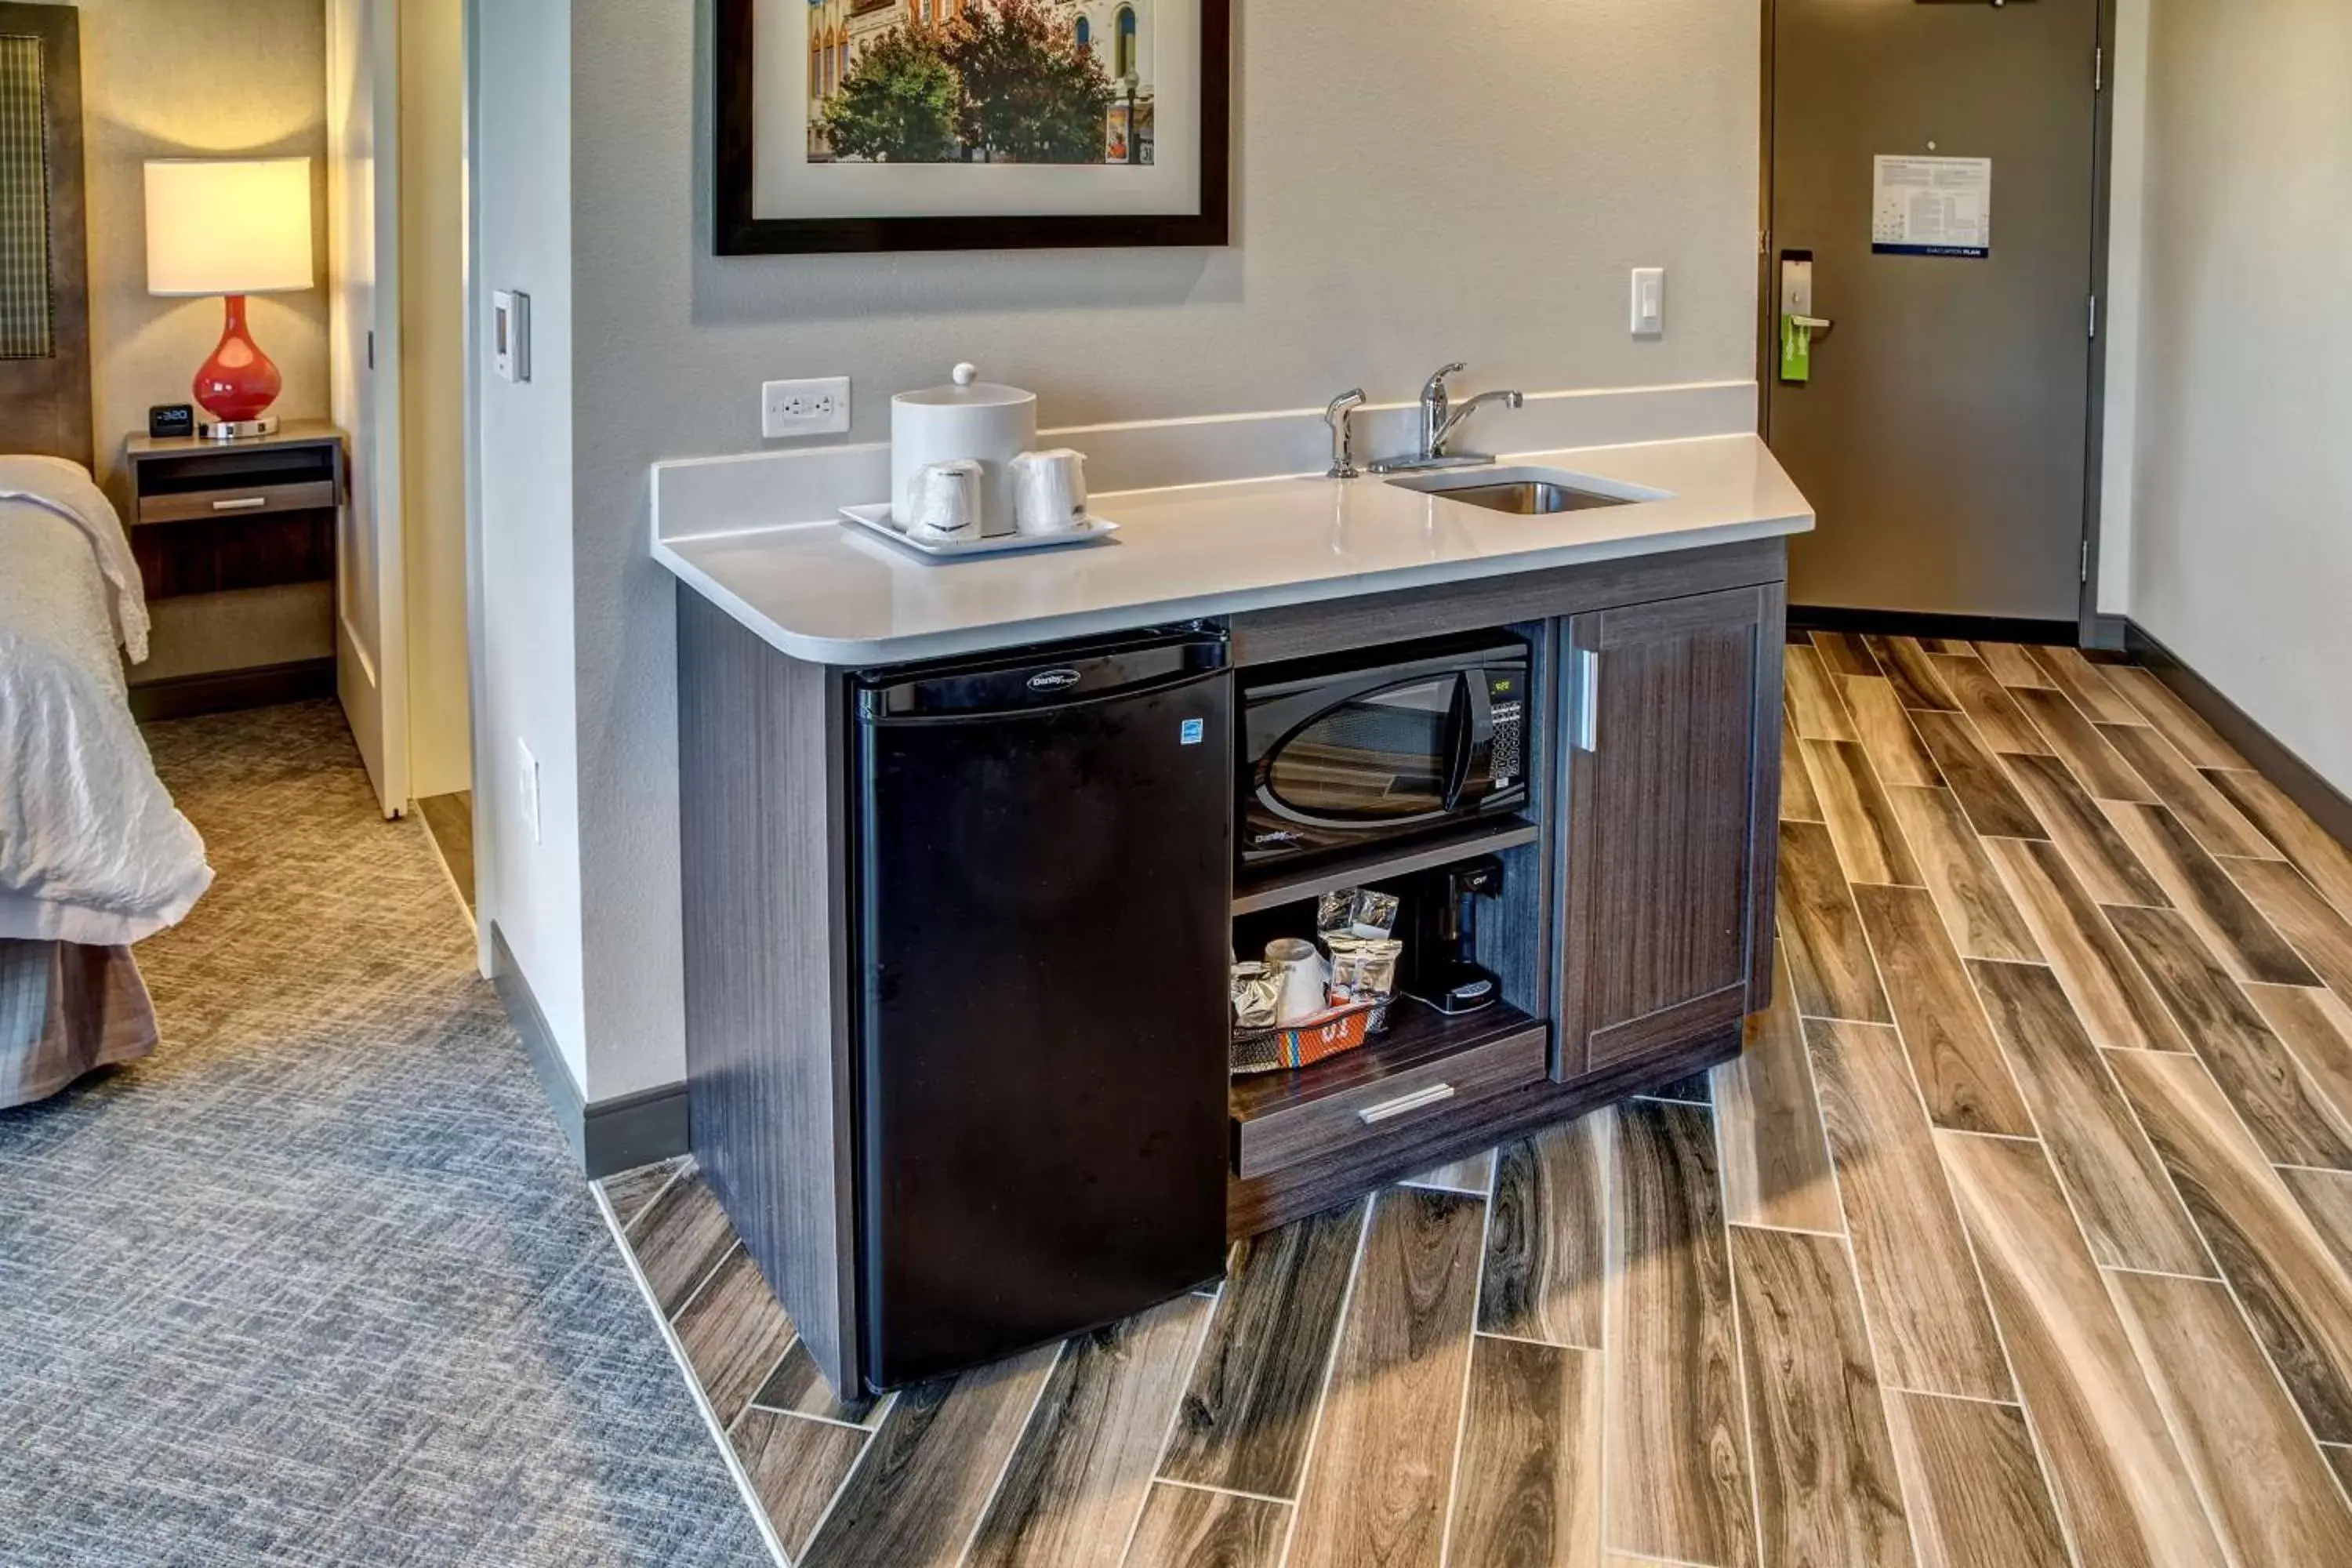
[211,496,270,512]
[1358,1083,1457,1124]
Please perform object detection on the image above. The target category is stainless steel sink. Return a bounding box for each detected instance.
[1385,466,1657,515]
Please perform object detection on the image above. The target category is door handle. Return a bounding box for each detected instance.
[1574,649,1601,753]
[1358,1083,1457,1124]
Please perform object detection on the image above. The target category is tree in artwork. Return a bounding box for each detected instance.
[943,0,1113,165]
[821,0,1114,165]
[822,24,961,164]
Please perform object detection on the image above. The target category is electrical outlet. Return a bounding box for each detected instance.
[762,376,851,438]
[517,738,542,846]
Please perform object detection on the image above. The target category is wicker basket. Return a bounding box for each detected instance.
[1231,1000,1378,1076]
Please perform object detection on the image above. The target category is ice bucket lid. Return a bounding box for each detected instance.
[893,361,1036,409]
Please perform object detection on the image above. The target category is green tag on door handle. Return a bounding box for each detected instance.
[1780,314,1813,384]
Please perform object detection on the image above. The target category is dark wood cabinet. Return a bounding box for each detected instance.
[681,539,1790,1398]
[1556,583,1784,1080]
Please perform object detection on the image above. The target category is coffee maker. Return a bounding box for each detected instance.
[1403,858,1504,1015]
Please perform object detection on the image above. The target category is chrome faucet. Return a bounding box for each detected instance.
[1371,363,1524,474]
[1323,387,1367,479]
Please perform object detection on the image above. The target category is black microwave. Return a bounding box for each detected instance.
[1240,633,1533,869]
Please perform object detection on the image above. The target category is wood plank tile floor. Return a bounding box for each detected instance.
[600,636,2352,1567]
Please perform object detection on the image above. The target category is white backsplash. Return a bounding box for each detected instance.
[652,378,1758,543]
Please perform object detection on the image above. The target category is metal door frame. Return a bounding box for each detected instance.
[1756,0,2119,648]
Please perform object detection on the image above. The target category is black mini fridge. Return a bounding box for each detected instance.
[851,626,1233,1388]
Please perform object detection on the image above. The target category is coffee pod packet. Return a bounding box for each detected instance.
[1231,962,1280,1030]
[1326,935,1369,1002]
[1349,889,1400,939]
[1316,890,1357,944]
[1356,938,1404,1030]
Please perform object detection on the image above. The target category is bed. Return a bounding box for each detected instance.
[0,457,213,1105]
[2,2,212,1108]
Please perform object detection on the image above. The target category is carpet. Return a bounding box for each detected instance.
[0,702,764,1566]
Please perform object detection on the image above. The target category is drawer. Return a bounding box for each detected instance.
[138,480,339,525]
[1232,1020,1547,1180]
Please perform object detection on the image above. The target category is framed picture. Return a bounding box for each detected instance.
[716,0,1229,254]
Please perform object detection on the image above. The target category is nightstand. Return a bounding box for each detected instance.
[122,419,347,721]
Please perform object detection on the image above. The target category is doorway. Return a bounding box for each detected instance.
[1762,0,2108,634]
[325,0,474,906]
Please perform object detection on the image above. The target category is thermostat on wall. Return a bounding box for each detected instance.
[149,403,195,438]
[493,290,531,383]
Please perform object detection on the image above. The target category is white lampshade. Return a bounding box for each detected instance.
[144,158,315,297]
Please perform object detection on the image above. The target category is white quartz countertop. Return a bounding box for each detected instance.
[655,433,1813,666]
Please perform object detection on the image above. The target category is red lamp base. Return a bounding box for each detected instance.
[193,294,284,440]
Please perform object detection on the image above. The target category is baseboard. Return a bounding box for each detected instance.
[128,656,336,722]
[2118,619,2352,856]
[490,922,690,1179]
[582,1084,691,1180]
[2087,614,2131,652]
[1788,606,2078,647]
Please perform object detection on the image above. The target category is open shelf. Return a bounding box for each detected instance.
[1231,818,1541,916]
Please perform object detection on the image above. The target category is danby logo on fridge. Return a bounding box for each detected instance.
[1027,668,1083,692]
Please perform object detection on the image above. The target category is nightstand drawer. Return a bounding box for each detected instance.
[137,479,339,525]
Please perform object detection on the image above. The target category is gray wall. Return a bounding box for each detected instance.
[475,0,586,1076]
[2127,0,2351,792]
[549,0,1762,1098]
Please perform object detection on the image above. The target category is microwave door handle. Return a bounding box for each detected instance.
[1441,675,1477,811]
[1463,674,1497,795]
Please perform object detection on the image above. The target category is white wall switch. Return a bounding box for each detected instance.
[517,738,542,845]
[1630,267,1665,337]
[761,376,851,439]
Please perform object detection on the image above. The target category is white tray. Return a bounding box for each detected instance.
[839,503,1119,560]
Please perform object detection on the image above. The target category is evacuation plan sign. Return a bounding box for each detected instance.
[1872,155,1993,258]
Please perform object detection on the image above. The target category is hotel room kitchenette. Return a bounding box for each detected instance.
[655,396,1811,1401]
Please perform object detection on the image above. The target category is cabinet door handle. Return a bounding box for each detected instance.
[1575,649,1601,752]
[1357,1083,1457,1124]
[210,495,269,512]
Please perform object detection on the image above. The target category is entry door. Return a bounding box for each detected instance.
[327,0,409,817]
[1766,0,2100,622]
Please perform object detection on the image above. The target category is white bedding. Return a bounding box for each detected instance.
[0,456,212,944]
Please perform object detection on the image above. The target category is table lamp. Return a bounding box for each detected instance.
[144,157,314,440]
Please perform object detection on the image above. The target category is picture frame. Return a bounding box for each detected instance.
[715,0,1230,255]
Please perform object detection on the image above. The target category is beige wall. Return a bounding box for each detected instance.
[34,0,329,501]
[401,0,471,801]
[2126,0,2352,792]
[537,0,1763,1099]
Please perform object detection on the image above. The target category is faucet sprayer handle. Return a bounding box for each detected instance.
[1324,387,1368,480]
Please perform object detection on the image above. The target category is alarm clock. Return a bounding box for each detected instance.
[148,404,196,438]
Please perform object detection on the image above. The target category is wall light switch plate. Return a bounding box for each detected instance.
[1631,267,1665,337]
[517,738,542,845]
[762,376,851,439]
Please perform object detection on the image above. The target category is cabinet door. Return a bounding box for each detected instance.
[1558,584,1783,1080]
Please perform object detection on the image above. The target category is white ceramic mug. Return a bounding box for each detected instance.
[909,459,982,542]
[1264,938,1330,1025]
